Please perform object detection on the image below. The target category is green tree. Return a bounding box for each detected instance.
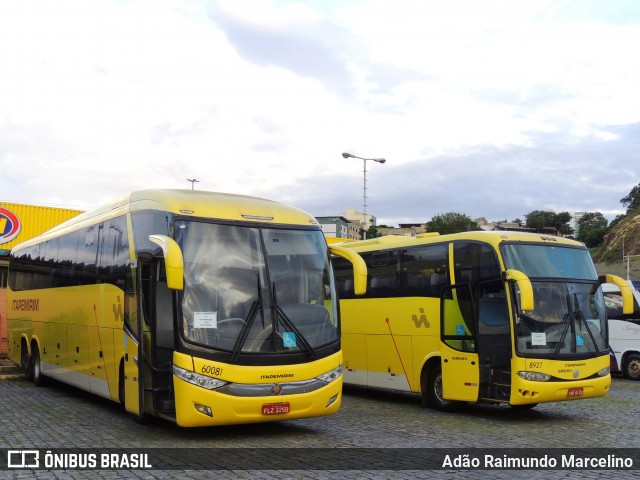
[576,212,608,248]
[524,210,574,236]
[620,182,640,214]
[365,225,383,238]
[425,212,481,234]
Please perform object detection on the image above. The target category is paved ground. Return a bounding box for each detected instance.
[1,371,639,479]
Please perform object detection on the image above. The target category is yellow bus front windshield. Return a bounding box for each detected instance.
[502,244,608,358]
[175,221,337,356]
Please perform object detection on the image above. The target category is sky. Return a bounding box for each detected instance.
[1,0,640,227]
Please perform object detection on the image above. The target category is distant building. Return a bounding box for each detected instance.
[572,211,587,237]
[475,217,495,231]
[377,224,426,237]
[340,208,377,234]
[315,216,360,240]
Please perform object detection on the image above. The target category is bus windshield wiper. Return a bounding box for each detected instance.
[552,295,573,359]
[230,274,264,362]
[271,282,317,359]
[572,293,599,350]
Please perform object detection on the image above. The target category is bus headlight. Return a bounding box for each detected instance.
[597,366,610,377]
[517,371,551,382]
[316,365,343,384]
[173,365,229,390]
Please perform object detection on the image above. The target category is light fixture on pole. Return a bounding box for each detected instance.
[342,152,386,239]
[186,178,199,190]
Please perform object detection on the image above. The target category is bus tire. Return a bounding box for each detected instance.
[423,364,461,412]
[623,353,640,380]
[32,346,46,387]
[21,340,33,381]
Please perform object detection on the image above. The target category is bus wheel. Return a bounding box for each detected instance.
[32,346,46,387]
[423,364,461,412]
[21,340,33,381]
[623,354,640,380]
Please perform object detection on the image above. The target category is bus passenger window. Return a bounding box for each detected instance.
[401,244,448,298]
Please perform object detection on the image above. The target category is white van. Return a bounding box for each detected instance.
[604,281,640,379]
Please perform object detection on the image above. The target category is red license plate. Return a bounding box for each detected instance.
[567,387,584,397]
[262,403,290,415]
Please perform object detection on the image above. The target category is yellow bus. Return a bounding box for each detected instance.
[332,231,633,411]
[7,189,366,426]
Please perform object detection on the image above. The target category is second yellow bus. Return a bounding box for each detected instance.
[332,231,632,410]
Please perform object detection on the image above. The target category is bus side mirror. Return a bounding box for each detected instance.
[599,274,633,315]
[503,269,534,312]
[149,235,184,290]
[329,245,367,296]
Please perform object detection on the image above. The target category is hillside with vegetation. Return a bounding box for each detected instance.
[587,182,640,280]
[593,212,640,264]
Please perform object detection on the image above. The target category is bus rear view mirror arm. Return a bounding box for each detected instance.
[149,234,184,290]
[330,245,367,296]
[502,269,534,312]
[599,274,634,315]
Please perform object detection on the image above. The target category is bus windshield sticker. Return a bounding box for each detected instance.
[194,311,218,329]
[531,332,546,346]
[455,324,465,336]
[576,334,584,347]
[283,332,297,348]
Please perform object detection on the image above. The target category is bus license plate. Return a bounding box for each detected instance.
[262,403,290,415]
[567,387,583,397]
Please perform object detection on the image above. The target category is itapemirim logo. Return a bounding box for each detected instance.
[0,207,21,245]
[412,307,430,328]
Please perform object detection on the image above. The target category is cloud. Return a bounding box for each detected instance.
[206,0,356,96]
[275,123,640,226]
[0,0,639,231]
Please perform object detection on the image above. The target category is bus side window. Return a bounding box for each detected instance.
[401,244,449,298]
[364,250,400,298]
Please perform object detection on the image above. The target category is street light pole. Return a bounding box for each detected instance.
[342,152,386,239]
[186,178,199,190]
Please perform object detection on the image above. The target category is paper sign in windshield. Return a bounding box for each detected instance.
[531,332,546,346]
[194,311,218,329]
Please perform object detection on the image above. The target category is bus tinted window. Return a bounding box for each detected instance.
[334,243,449,299]
[502,244,597,280]
[402,244,449,297]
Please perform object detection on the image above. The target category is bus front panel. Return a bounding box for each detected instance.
[172,351,343,427]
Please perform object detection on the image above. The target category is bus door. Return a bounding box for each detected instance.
[440,283,479,402]
[476,280,512,398]
[123,322,142,416]
[140,259,176,419]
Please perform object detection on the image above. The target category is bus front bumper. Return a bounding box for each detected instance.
[173,374,343,427]
[510,374,611,405]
